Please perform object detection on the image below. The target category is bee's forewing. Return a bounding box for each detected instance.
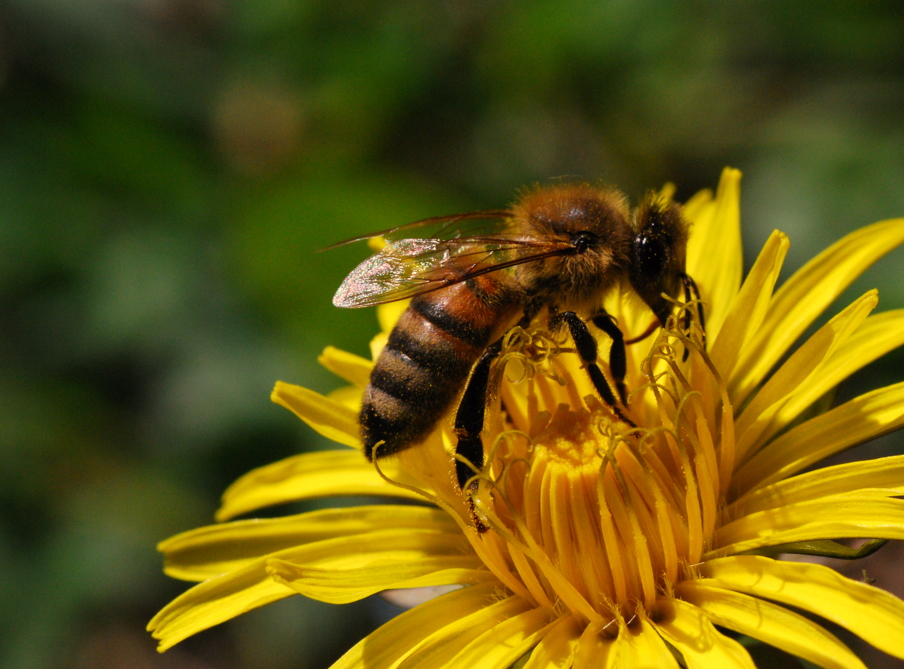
[333,236,574,308]
[332,239,449,307]
[323,210,513,251]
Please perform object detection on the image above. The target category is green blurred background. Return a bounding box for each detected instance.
[1,1,903,668]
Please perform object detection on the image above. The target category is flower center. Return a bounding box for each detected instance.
[469,318,724,626]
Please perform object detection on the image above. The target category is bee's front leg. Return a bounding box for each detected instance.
[589,311,627,406]
[679,272,706,351]
[551,311,635,428]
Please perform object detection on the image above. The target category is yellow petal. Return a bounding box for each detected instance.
[572,623,616,669]
[329,581,501,669]
[698,555,904,660]
[329,384,364,410]
[152,525,476,650]
[675,581,866,669]
[686,167,743,340]
[616,616,680,668]
[733,380,904,494]
[216,450,423,521]
[658,182,677,201]
[444,607,556,669]
[681,187,713,224]
[269,558,487,604]
[378,300,409,335]
[709,230,788,379]
[753,309,904,448]
[397,596,533,669]
[727,454,904,518]
[733,290,877,462]
[271,381,361,448]
[712,497,904,557]
[148,560,295,652]
[266,527,473,573]
[654,598,755,669]
[370,331,389,361]
[730,217,904,405]
[162,506,459,581]
[318,346,373,387]
[522,615,583,669]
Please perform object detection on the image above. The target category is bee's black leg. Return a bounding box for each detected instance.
[589,311,627,406]
[454,337,504,492]
[552,311,635,427]
[679,273,706,348]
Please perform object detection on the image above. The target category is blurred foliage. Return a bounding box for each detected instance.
[0,1,903,668]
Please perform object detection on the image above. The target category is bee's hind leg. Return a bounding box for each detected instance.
[454,337,504,493]
[552,311,635,428]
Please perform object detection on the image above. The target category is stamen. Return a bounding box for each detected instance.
[460,304,720,624]
[553,357,586,409]
[370,440,451,518]
[604,454,657,609]
[597,466,629,603]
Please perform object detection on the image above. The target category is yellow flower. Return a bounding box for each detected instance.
[149,169,904,668]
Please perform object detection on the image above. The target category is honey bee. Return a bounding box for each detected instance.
[332,183,703,491]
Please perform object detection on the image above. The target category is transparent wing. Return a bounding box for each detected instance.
[323,210,515,250]
[333,236,573,308]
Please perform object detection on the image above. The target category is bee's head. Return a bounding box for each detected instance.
[628,195,690,326]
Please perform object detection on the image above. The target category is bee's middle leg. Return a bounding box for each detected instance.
[552,311,635,427]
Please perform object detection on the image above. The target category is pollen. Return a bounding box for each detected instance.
[531,404,600,467]
[471,320,720,627]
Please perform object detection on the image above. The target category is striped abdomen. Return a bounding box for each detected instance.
[361,274,521,460]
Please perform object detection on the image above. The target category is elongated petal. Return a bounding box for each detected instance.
[370,331,389,361]
[675,581,865,669]
[152,526,477,650]
[523,615,583,669]
[698,556,904,660]
[271,381,361,448]
[396,596,533,669]
[444,607,556,669]
[733,381,904,495]
[617,616,679,668]
[149,559,295,651]
[162,506,459,581]
[378,300,409,335]
[572,623,616,669]
[727,454,904,518]
[654,598,755,669]
[734,291,877,461]
[329,384,365,410]
[330,581,502,669]
[318,346,373,386]
[730,217,904,404]
[751,309,904,450]
[709,230,788,377]
[681,188,713,224]
[269,558,487,604]
[216,450,423,521]
[712,497,904,557]
[686,167,743,339]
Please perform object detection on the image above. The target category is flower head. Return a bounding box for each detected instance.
[149,169,904,668]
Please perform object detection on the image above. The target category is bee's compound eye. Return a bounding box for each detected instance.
[572,231,595,253]
[634,233,666,274]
